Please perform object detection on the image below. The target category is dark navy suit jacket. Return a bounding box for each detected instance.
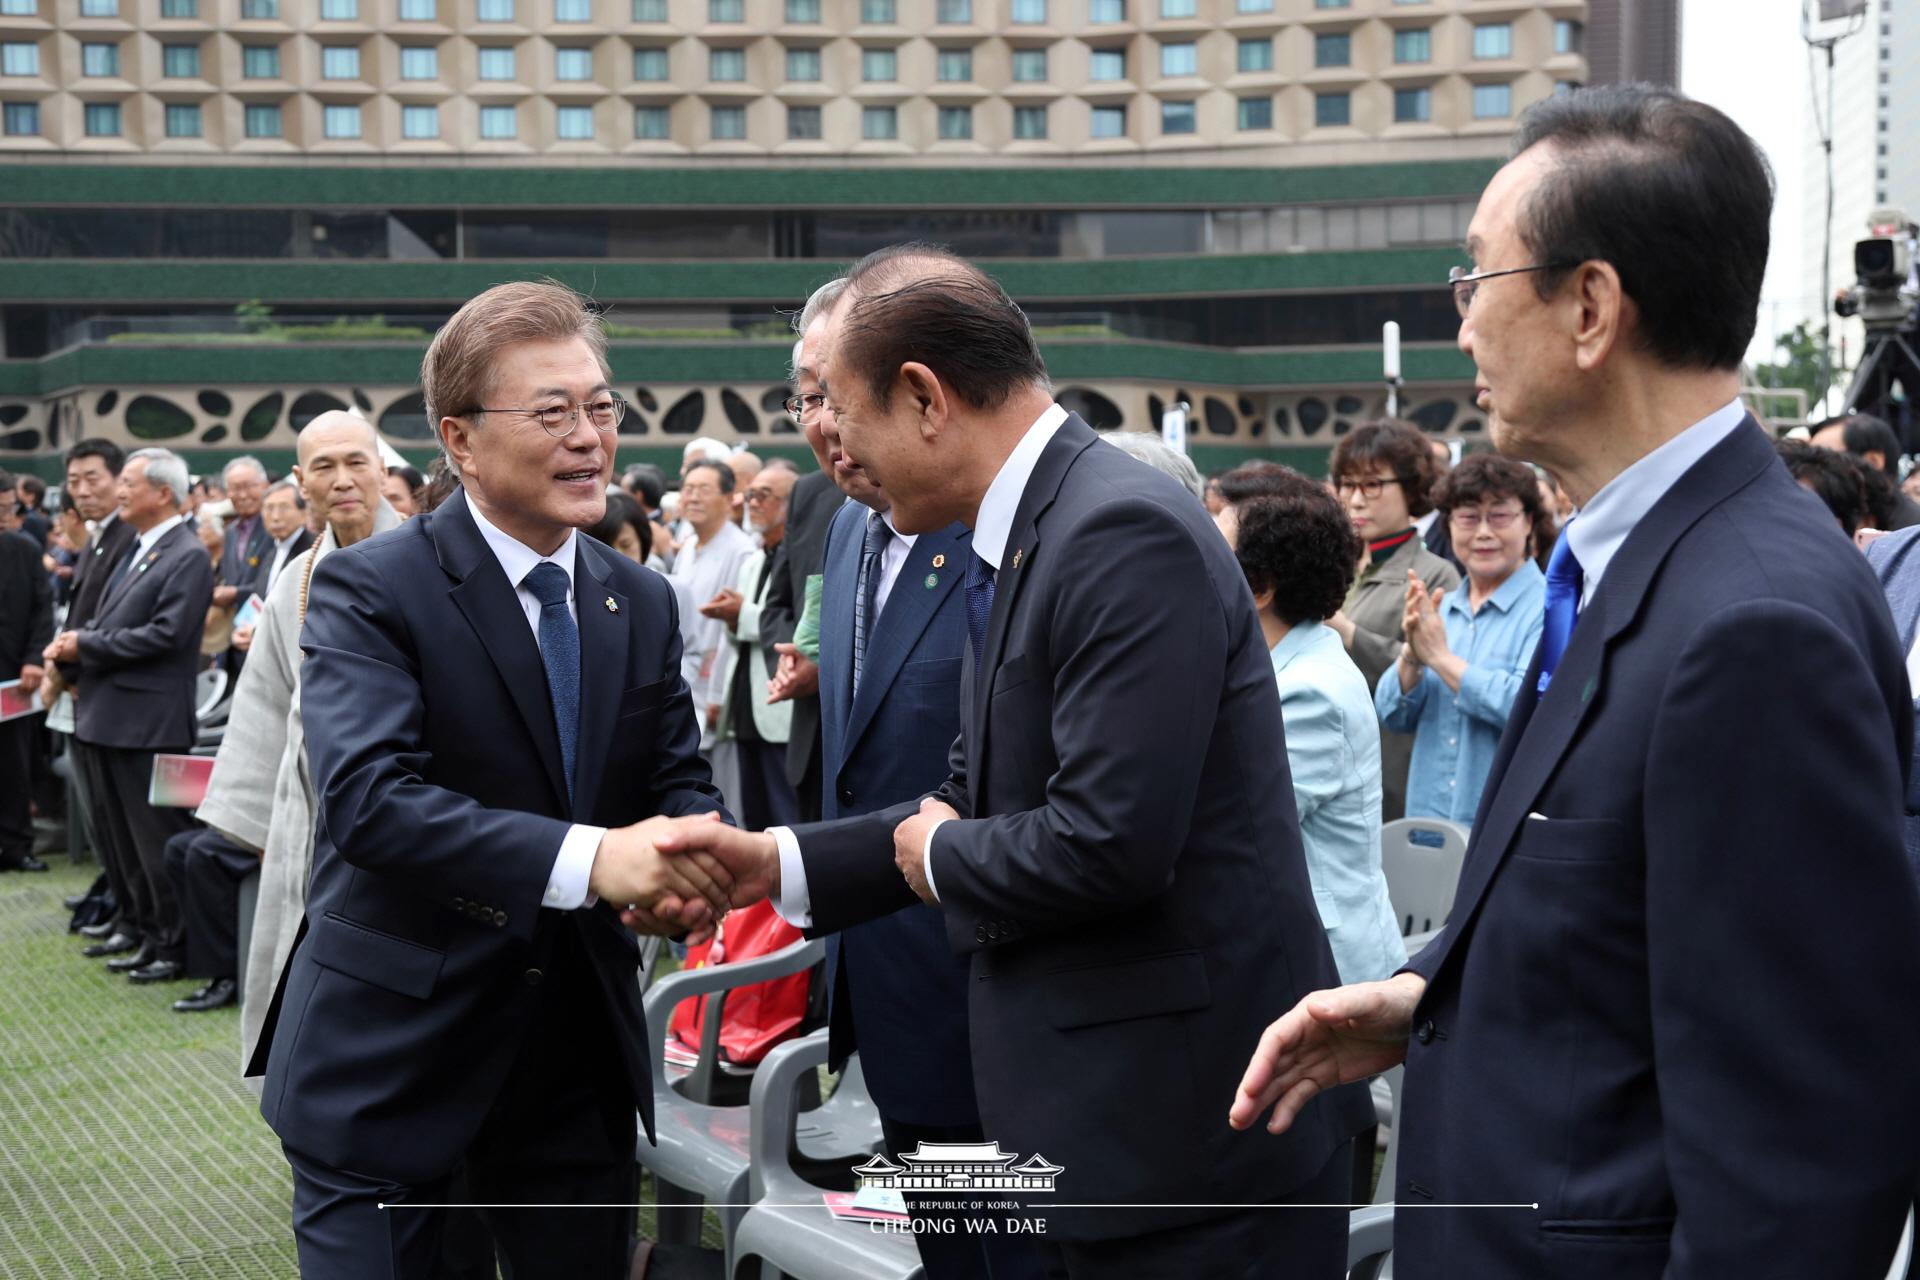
[73,520,211,752]
[1400,420,1920,1278]
[816,499,977,1127]
[792,416,1367,1240]
[250,490,727,1185]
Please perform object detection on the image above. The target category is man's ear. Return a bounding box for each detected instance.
[439,415,476,476]
[899,363,948,441]
[1569,260,1625,375]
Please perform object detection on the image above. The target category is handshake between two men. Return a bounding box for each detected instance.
[588,797,961,939]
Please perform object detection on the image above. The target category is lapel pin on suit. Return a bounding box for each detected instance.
[604,596,618,613]
[1012,548,1024,569]
[924,573,938,589]
[931,553,947,569]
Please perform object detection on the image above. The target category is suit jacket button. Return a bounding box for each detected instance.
[1415,1019,1436,1045]
[492,910,507,927]
[840,786,855,806]
[453,897,467,909]
[524,968,543,985]
[975,925,989,944]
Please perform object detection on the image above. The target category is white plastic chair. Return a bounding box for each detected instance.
[1379,817,1469,954]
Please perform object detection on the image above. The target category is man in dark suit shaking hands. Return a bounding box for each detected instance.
[658,247,1367,1276]
[252,281,733,1279]
[1233,86,1920,1278]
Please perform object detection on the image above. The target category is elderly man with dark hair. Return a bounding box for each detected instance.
[1810,412,1920,529]
[1235,85,1920,1278]
[0,467,52,873]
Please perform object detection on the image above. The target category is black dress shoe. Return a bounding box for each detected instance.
[128,958,187,985]
[83,932,140,958]
[172,977,237,1012]
[105,943,157,973]
[65,893,90,911]
[79,920,116,939]
[0,852,48,872]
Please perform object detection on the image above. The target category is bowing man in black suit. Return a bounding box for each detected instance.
[1233,87,1920,1278]
[251,281,732,1279]
[45,448,213,982]
[655,247,1370,1276]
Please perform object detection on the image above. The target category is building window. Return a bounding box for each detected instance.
[162,44,199,77]
[321,46,360,79]
[785,0,819,20]
[1160,41,1195,76]
[477,47,515,79]
[937,48,971,80]
[556,104,593,138]
[1089,103,1125,138]
[2,102,38,134]
[0,0,33,14]
[709,47,744,80]
[632,0,665,16]
[323,104,361,137]
[785,47,820,80]
[479,104,517,137]
[1237,0,1272,10]
[83,103,121,135]
[1159,0,1194,15]
[320,0,357,16]
[710,103,745,138]
[1393,85,1430,121]
[633,47,668,78]
[1089,0,1122,19]
[861,104,896,139]
[164,102,200,136]
[402,104,439,137]
[1472,23,1511,59]
[861,47,895,80]
[244,103,281,136]
[1089,47,1124,80]
[1393,28,1430,63]
[239,0,276,17]
[1554,19,1582,54]
[860,0,894,18]
[1,43,38,76]
[787,103,820,137]
[634,104,669,137]
[160,0,197,16]
[709,0,743,18]
[938,104,971,139]
[1314,32,1349,67]
[242,45,279,77]
[400,46,437,77]
[1314,90,1349,126]
[1472,82,1511,117]
[398,0,434,17]
[1553,79,1581,96]
[936,0,970,21]
[1160,99,1195,134]
[476,0,513,19]
[1237,38,1271,72]
[1013,103,1046,138]
[78,0,117,13]
[555,0,589,17]
[1010,0,1044,21]
[81,44,119,77]
[556,47,592,79]
[1011,48,1046,80]
[1314,0,1349,7]
[1237,95,1270,130]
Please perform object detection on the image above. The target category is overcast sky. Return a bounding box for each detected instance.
[1679,0,1814,361]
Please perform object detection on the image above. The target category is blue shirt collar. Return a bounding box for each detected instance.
[1443,558,1545,618]
[1268,618,1339,672]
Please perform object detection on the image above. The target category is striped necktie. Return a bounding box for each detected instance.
[851,509,890,696]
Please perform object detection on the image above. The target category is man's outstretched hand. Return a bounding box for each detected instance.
[652,819,781,911]
[1228,973,1427,1135]
[590,813,735,938]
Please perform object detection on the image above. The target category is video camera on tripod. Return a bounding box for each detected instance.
[1839,208,1920,432]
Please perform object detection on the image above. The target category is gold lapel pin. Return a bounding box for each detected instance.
[605,597,618,613]
[932,553,946,569]
[1012,548,1024,569]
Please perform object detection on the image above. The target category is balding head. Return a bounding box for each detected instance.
[294,411,386,546]
[298,411,381,466]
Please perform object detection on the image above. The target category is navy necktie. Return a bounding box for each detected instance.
[105,540,143,597]
[965,551,996,667]
[852,509,890,696]
[523,562,579,803]
[1536,527,1584,693]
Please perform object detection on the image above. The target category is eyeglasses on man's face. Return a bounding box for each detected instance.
[783,392,827,423]
[1446,262,1578,320]
[1333,475,1404,500]
[743,486,785,505]
[1448,503,1526,532]
[469,396,626,437]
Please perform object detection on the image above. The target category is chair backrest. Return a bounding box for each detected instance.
[194,667,229,720]
[1379,818,1469,938]
[1373,1066,1404,1206]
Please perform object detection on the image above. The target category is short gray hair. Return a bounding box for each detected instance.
[795,277,848,336]
[129,448,190,507]
[222,455,268,485]
[265,478,305,507]
[1098,430,1204,500]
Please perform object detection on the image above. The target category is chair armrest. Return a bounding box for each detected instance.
[643,936,827,1071]
[745,1029,832,1202]
[1347,1204,1395,1279]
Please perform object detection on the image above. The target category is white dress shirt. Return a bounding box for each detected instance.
[769,401,1069,927]
[1564,398,1748,609]
[263,531,304,594]
[869,508,919,619]
[466,499,605,913]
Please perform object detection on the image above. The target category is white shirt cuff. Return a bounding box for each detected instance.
[769,825,812,928]
[921,817,949,904]
[544,824,607,910]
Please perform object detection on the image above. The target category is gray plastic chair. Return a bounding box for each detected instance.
[1379,817,1469,955]
[730,1032,924,1280]
[1348,1204,1395,1280]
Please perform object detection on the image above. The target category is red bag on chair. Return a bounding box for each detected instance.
[666,900,810,1067]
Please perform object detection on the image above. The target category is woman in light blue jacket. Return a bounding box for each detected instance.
[1214,466,1405,985]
